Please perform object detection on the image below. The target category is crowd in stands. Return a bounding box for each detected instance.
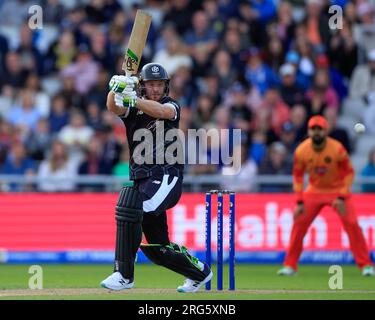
[0,0,375,192]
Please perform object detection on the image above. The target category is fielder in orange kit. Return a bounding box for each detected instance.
[278,115,374,276]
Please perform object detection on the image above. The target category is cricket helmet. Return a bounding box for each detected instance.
[139,63,170,97]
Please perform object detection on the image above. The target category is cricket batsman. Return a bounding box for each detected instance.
[100,63,212,292]
[278,115,374,276]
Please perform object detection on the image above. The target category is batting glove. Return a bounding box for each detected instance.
[114,91,138,109]
[109,75,138,93]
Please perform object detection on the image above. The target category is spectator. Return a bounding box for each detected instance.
[279,121,299,158]
[16,24,43,75]
[240,0,277,48]
[273,1,296,49]
[96,124,122,171]
[304,0,331,50]
[163,0,195,36]
[184,10,218,78]
[250,0,277,25]
[249,130,268,166]
[324,107,352,154]
[279,63,305,108]
[189,119,227,176]
[45,30,77,73]
[0,0,34,27]
[61,6,87,34]
[305,68,339,118]
[258,141,293,192]
[263,37,284,71]
[209,49,237,92]
[86,101,103,129]
[78,137,111,191]
[315,54,347,102]
[154,22,179,53]
[49,94,70,134]
[59,75,86,111]
[0,33,8,74]
[349,49,375,103]
[285,50,311,90]
[220,26,249,74]
[7,89,42,136]
[25,118,53,162]
[87,68,110,108]
[191,94,216,129]
[227,82,253,141]
[84,0,107,24]
[293,33,315,88]
[253,107,279,145]
[58,112,94,161]
[328,18,358,78]
[90,28,112,70]
[153,35,192,77]
[61,44,99,95]
[100,110,125,144]
[37,140,77,192]
[361,148,375,193]
[1,142,36,192]
[25,73,51,117]
[168,65,197,107]
[290,104,308,143]
[198,72,221,106]
[0,52,28,90]
[202,0,225,35]
[353,2,375,58]
[244,47,279,95]
[108,11,129,60]
[42,0,65,24]
[221,143,257,192]
[112,145,132,187]
[364,92,375,134]
[259,87,290,135]
[184,10,218,47]
[0,119,13,166]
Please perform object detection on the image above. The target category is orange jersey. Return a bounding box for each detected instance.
[293,137,354,201]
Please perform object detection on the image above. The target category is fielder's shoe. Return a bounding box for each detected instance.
[277,266,297,276]
[362,266,375,276]
[100,272,134,290]
[177,264,213,293]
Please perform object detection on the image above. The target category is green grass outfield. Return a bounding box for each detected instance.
[0,264,374,300]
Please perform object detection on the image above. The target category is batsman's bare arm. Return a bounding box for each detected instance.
[106,91,128,116]
[106,91,176,120]
[135,98,176,120]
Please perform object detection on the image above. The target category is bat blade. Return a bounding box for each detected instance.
[122,10,152,76]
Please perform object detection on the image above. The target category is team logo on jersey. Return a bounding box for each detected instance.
[324,156,332,164]
[137,110,144,115]
[314,166,327,175]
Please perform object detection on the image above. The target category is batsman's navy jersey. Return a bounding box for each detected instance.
[120,96,184,180]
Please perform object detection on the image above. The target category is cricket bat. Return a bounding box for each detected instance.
[122,10,152,76]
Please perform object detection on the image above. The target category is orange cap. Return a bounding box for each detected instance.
[308,115,328,129]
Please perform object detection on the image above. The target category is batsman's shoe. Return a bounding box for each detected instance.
[100,272,134,290]
[362,266,375,276]
[177,264,213,293]
[277,266,297,276]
